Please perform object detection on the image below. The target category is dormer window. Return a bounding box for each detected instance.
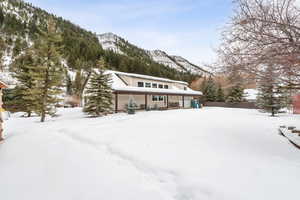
[152,83,157,88]
[145,83,151,88]
[159,84,163,89]
[138,82,144,87]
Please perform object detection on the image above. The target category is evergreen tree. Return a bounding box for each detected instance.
[32,19,64,122]
[201,76,217,102]
[216,84,225,102]
[226,84,244,103]
[256,65,289,116]
[83,60,113,117]
[11,49,38,117]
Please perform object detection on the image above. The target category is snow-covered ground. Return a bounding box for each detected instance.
[1,108,300,200]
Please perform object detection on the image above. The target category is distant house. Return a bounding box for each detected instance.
[106,71,202,112]
[293,94,300,114]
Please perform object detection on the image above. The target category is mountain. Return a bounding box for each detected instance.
[0,0,205,87]
[98,32,211,76]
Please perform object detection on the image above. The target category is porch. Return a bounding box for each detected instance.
[113,90,201,113]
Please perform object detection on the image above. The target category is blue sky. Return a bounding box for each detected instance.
[24,0,233,65]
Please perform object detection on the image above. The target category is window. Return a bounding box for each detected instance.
[138,82,144,87]
[164,85,169,89]
[145,83,151,88]
[159,96,164,101]
[159,84,163,89]
[152,83,157,88]
[152,95,158,101]
[184,87,187,91]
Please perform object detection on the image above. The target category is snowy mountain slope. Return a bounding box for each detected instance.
[98,32,211,76]
[1,108,300,200]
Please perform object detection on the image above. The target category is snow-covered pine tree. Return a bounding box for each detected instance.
[256,65,288,116]
[216,84,225,102]
[32,19,64,122]
[226,84,244,103]
[11,49,39,117]
[83,60,113,117]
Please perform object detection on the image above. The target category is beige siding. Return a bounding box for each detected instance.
[119,74,187,90]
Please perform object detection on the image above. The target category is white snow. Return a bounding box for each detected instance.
[244,89,258,101]
[280,127,300,147]
[148,50,184,72]
[1,108,300,200]
[98,33,124,54]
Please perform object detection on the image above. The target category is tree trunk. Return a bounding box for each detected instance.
[271,107,275,117]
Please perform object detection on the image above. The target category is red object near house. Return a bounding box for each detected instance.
[293,94,300,114]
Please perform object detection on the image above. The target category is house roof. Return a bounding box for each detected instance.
[107,70,202,96]
[107,70,189,85]
[0,80,8,89]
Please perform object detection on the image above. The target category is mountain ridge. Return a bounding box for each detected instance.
[98,32,211,76]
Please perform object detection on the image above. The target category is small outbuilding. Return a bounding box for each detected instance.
[293,94,300,114]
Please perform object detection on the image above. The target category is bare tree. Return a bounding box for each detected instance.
[218,0,300,89]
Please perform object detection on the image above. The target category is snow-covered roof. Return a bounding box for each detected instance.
[107,70,202,96]
[107,70,189,85]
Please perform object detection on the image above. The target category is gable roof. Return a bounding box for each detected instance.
[107,70,189,85]
[106,70,202,96]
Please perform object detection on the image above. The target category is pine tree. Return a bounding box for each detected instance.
[11,49,38,117]
[226,84,244,103]
[32,19,64,122]
[83,60,113,117]
[256,65,288,116]
[216,84,225,102]
[201,76,217,102]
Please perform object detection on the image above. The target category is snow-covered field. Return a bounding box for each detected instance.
[1,108,300,200]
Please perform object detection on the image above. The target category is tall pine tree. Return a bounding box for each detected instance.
[32,19,64,122]
[11,49,38,117]
[83,60,113,117]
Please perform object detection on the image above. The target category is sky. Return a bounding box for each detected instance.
[24,0,234,66]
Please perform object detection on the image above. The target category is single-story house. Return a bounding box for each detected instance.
[106,71,202,112]
[293,94,300,114]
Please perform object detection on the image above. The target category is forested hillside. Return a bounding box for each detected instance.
[0,0,199,85]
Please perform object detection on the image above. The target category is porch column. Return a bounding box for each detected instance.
[167,95,169,109]
[115,92,118,113]
[145,94,148,110]
[182,95,185,108]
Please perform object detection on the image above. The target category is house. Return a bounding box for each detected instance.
[0,80,8,141]
[107,71,202,112]
[293,94,300,114]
